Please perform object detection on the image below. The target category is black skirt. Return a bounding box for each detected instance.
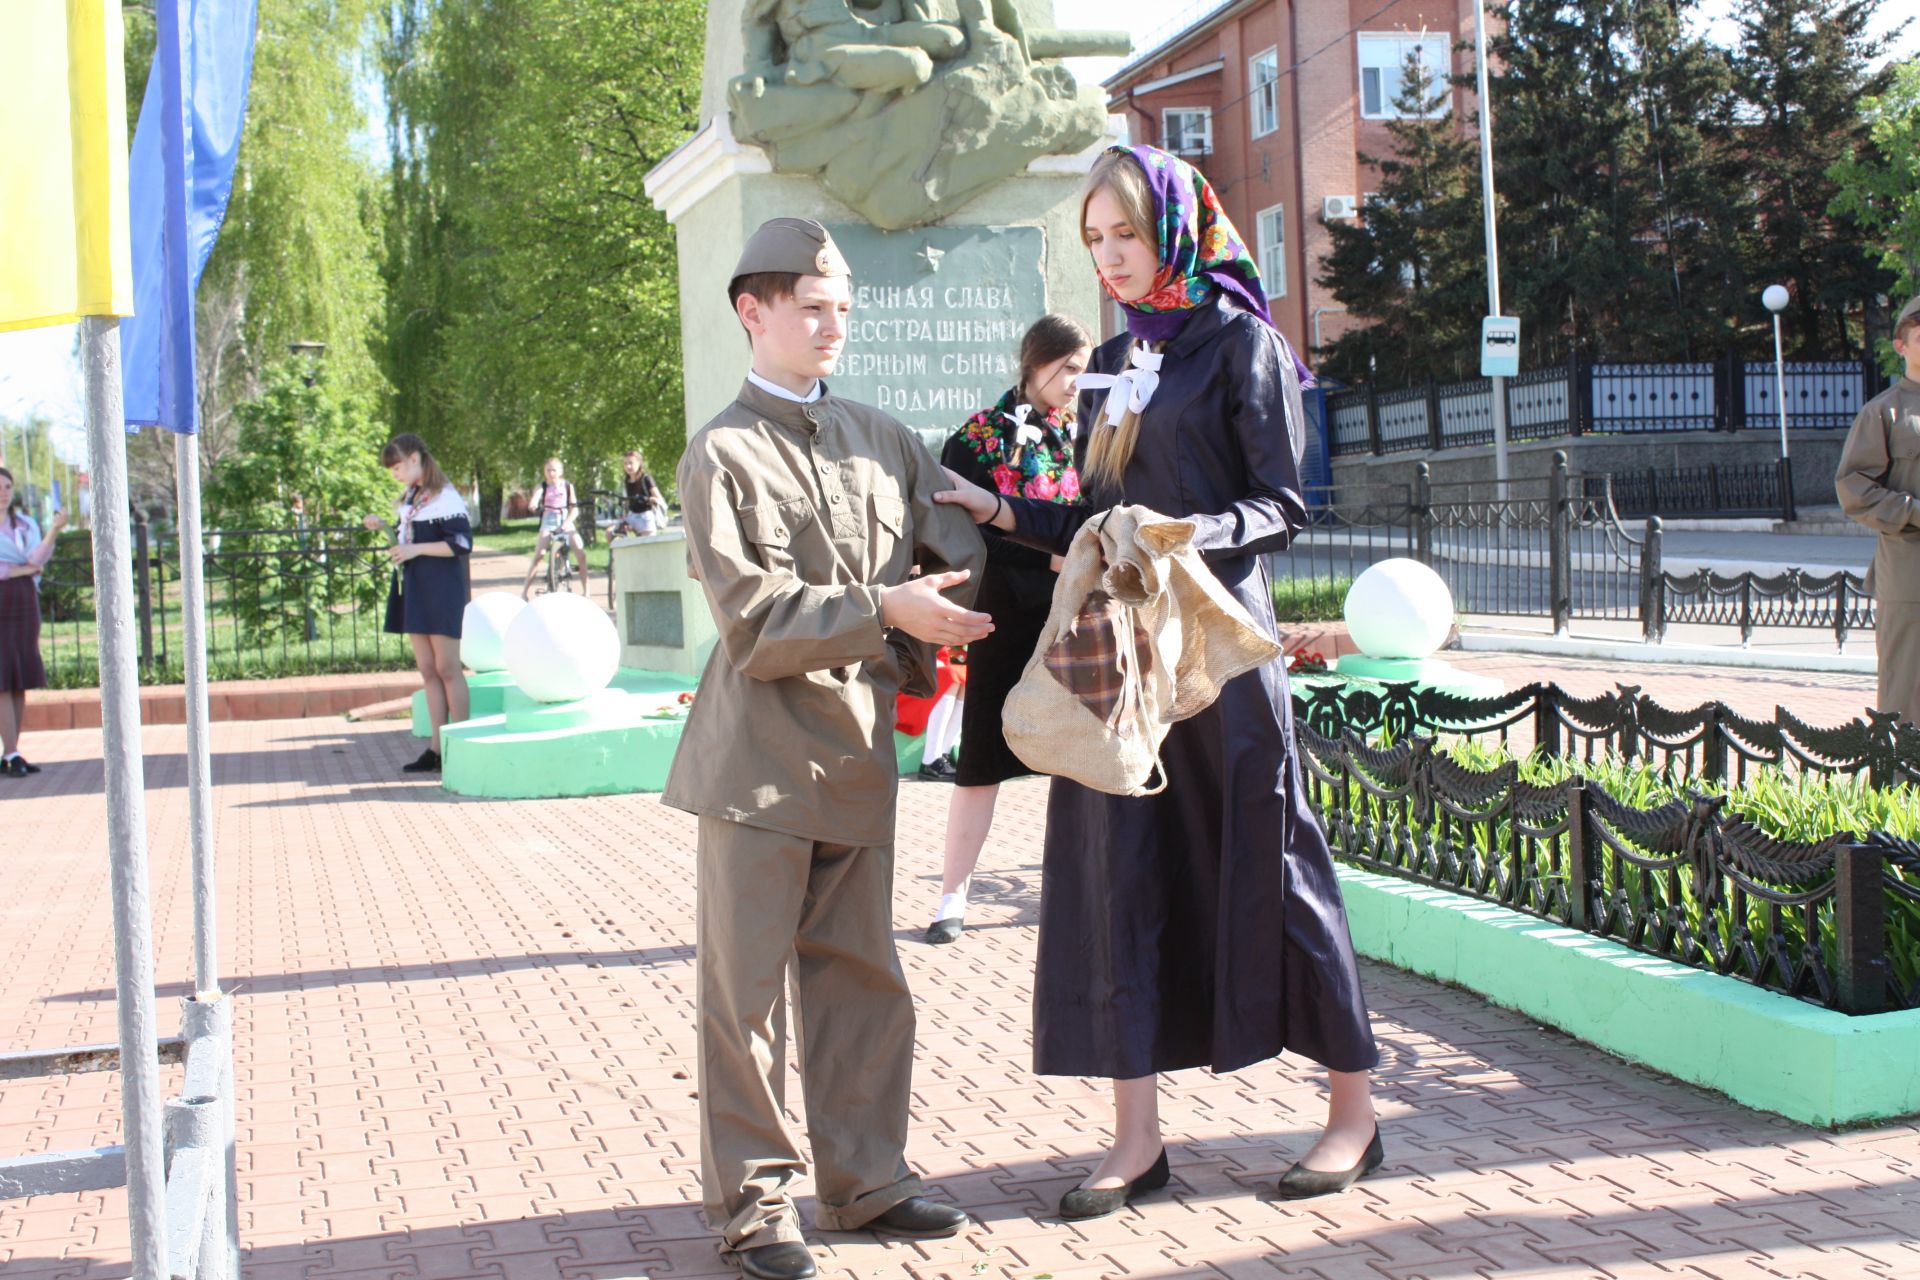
[383,555,470,639]
[953,577,1051,787]
[0,576,47,692]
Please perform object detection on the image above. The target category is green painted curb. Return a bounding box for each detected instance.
[412,669,517,737]
[414,666,696,738]
[1332,654,1506,699]
[1337,867,1920,1127]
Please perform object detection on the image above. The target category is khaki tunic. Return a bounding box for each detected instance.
[662,378,986,843]
[1836,375,1920,722]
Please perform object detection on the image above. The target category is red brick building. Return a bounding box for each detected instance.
[1102,0,1481,360]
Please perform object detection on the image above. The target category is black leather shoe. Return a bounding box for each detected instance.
[401,748,441,774]
[866,1195,968,1239]
[1058,1148,1169,1220]
[917,756,958,782]
[734,1242,817,1280]
[1275,1129,1384,1200]
[925,917,964,945]
[3,755,31,777]
[13,755,38,774]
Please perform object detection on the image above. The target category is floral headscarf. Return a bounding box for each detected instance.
[954,387,1082,504]
[1097,144,1314,386]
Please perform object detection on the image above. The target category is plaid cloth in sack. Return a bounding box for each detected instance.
[1043,590,1153,734]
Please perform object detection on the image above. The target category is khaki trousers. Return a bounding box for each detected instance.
[1879,599,1920,726]
[696,816,922,1251]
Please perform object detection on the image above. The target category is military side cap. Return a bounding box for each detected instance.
[732,217,849,281]
[1899,294,1920,329]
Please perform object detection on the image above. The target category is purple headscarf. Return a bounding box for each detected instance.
[1097,144,1314,387]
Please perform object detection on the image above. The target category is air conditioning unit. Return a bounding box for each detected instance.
[1322,194,1361,221]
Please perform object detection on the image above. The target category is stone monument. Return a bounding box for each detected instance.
[634,0,1128,674]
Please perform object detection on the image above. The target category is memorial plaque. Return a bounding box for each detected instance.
[827,224,1047,441]
[625,590,686,649]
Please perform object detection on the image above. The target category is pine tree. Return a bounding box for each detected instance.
[1829,59,1920,374]
[1489,0,1736,363]
[1317,50,1485,386]
[1731,0,1897,358]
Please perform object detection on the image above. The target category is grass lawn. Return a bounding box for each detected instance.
[1272,574,1353,622]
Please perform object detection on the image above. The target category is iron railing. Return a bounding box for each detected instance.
[1327,354,1883,462]
[1289,681,1920,1014]
[1639,518,1874,650]
[35,520,413,687]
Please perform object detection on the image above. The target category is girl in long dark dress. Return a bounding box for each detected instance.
[0,467,64,777]
[365,434,472,774]
[937,146,1381,1216]
[925,315,1091,944]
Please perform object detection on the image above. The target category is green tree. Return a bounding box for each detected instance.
[380,0,702,519]
[1490,0,1741,364]
[1317,51,1485,385]
[1731,0,1897,358]
[1829,59,1920,374]
[202,364,393,639]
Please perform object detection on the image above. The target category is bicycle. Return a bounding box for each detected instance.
[539,528,578,596]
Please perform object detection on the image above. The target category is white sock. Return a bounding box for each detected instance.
[935,890,968,923]
[922,690,961,763]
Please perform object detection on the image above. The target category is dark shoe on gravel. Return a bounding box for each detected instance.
[925,918,964,945]
[866,1196,968,1239]
[401,748,441,774]
[1275,1129,1384,1200]
[734,1242,817,1280]
[1058,1148,1170,1220]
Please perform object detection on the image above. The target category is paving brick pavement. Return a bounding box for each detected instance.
[5,689,1919,1279]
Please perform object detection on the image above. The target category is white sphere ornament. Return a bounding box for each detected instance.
[1344,558,1455,660]
[1762,284,1790,313]
[460,593,526,673]
[503,592,620,703]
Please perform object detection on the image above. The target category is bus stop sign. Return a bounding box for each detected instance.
[1481,316,1520,377]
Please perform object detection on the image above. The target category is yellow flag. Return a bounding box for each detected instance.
[0,1,134,333]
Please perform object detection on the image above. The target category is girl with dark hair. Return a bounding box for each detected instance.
[923,313,1091,943]
[936,145,1380,1216]
[0,467,65,777]
[365,433,472,774]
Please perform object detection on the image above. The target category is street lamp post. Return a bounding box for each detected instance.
[1762,284,1796,522]
[1473,0,1508,496]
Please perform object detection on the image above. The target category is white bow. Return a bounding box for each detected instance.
[1076,345,1163,426]
[1010,402,1044,448]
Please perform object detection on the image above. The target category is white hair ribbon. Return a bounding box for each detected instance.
[1076,345,1164,426]
[1010,402,1044,448]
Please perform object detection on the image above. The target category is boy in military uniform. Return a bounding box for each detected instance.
[663,218,990,1280]
[1837,294,1920,725]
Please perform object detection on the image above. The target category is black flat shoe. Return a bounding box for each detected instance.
[734,1242,816,1280]
[866,1195,968,1239]
[3,755,30,777]
[1275,1129,1385,1200]
[14,755,38,774]
[1058,1148,1169,1220]
[925,917,964,945]
[401,748,441,774]
[917,756,958,782]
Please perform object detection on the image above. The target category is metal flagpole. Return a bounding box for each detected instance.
[1473,0,1509,497]
[81,314,168,1280]
[174,426,238,1276]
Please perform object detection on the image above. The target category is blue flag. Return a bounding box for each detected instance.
[121,0,258,434]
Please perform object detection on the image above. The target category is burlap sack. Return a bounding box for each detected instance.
[1004,505,1285,795]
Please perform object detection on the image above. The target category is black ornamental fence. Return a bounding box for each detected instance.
[1290,679,1920,1015]
[1271,454,1875,647]
[35,520,413,688]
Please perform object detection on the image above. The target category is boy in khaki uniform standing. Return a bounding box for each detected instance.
[663,218,990,1280]
[1837,294,1920,726]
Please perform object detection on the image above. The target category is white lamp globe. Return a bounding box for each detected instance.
[503,592,620,703]
[1762,284,1790,314]
[1344,558,1455,660]
[460,593,526,673]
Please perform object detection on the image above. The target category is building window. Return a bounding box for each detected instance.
[1357,33,1450,120]
[1257,204,1287,299]
[1249,47,1279,137]
[1162,107,1212,156]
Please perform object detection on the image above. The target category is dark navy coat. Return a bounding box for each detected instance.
[1005,294,1378,1078]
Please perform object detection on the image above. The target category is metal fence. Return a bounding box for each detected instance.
[1274,456,1872,644]
[1328,354,1881,458]
[36,521,412,687]
[1291,681,1920,1014]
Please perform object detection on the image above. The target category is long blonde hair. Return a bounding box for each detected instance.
[1079,150,1162,489]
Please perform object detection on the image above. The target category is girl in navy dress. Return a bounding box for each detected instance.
[0,467,64,777]
[938,145,1380,1217]
[367,433,472,774]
